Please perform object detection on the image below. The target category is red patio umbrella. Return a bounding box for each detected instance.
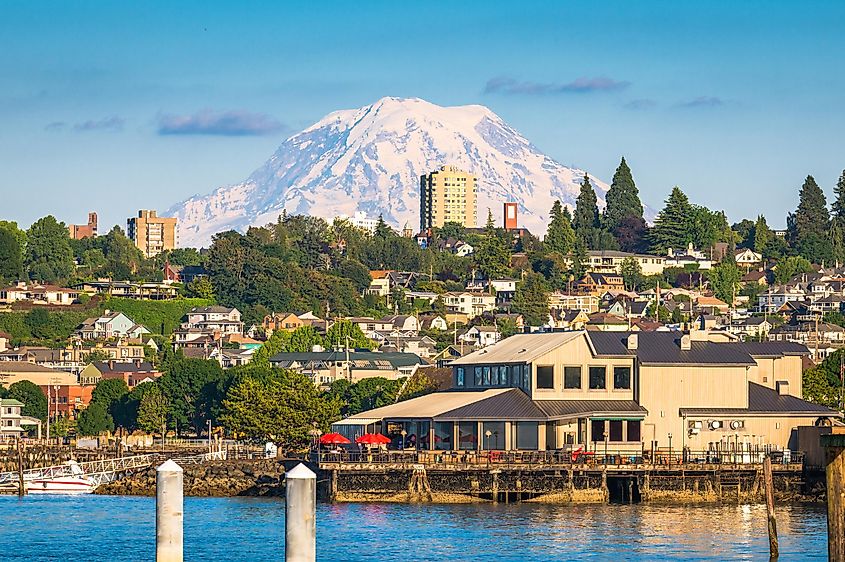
[320,433,351,445]
[355,433,391,445]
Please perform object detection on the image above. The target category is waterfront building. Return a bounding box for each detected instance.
[419,165,478,231]
[67,212,98,240]
[127,209,177,258]
[334,331,838,454]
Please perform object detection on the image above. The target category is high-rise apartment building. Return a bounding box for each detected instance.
[419,165,477,231]
[68,212,98,239]
[127,210,177,257]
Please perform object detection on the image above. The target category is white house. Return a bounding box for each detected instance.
[442,292,497,319]
[181,306,243,335]
[734,248,763,268]
[75,311,150,340]
[459,325,501,348]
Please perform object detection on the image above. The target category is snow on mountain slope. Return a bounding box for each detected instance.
[168,97,610,247]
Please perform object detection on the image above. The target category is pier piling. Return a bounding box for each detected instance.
[763,457,778,559]
[285,463,316,562]
[822,434,845,562]
[156,460,184,562]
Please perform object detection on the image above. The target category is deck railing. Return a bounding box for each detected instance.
[314,448,803,469]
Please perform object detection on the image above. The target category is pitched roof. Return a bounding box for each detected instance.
[449,332,582,366]
[587,331,757,366]
[92,361,157,374]
[680,382,840,416]
[535,400,648,419]
[341,389,510,420]
[437,389,546,421]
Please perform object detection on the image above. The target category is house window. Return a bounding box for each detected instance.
[627,420,641,442]
[613,367,631,390]
[609,421,624,442]
[589,366,606,389]
[474,367,482,386]
[456,367,465,387]
[591,420,606,442]
[564,366,582,389]
[536,366,554,389]
[483,366,491,385]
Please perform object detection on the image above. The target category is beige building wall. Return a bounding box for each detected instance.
[419,165,477,230]
[530,335,635,401]
[127,210,177,258]
[747,355,803,395]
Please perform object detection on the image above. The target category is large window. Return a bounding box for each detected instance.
[564,366,582,389]
[590,420,606,442]
[483,366,491,385]
[589,366,606,390]
[515,422,539,450]
[537,366,554,389]
[458,422,477,450]
[456,367,465,387]
[418,421,431,450]
[483,421,506,450]
[613,366,631,390]
[627,420,641,442]
[434,422,453,451]
[474,367,482,386]
[609,420,623,442]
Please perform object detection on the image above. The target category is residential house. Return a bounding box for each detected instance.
[454,241,474,257]
[80,360,162,388]
[548,292,599,314]
[586,312,630,331]
[72,280,178,300]
[419,315,449,332]
[365,271,393,298]
[695,296,730,316]
[0,282,79,306]
[269,350,426,386]
[549,309,589,331]
[741,270,768,287]
[727,317,773,340]
[459,325,501,349]
[382,315,420,333]
[333,331,837,454]
[0,331,10,352]
[182,306,243,335]
[664,243,714,270]
[0,399,26,438]
[379,335,438,359]
[263,312,305,335]
[442,292,497,319]
[757,287,808,314]
[573,273,625,297]
[734,248,763,269]
[584,250,666,276]
[75,311,150,340]
[607,300,649,319]
[223,334,263,350]
[0,363,92,418]
[162,262,208,284]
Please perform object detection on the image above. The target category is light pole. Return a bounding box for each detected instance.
[401,429,407,450]
[484,430,492,451]
[668,433,673,468]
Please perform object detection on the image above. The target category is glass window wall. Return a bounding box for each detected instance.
[482,421,506,450]
[458,421,478,450]
[434,422,453,450]
[515,422,539,450]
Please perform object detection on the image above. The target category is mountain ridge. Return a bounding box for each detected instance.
[168,97,611,247]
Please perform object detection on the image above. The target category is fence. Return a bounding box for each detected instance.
[315,447,804,469]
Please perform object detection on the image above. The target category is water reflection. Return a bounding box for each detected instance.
[0,495,828,561]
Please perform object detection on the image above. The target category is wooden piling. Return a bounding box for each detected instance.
[763,456,779,559]
[822,434,845,562]
[285,463,316,562]
[156,460,184,562]
[16,438,25,497]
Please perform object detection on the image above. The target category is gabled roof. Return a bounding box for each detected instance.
[437,388,546,421]
[92,361,157,374]
[587,331,756,366]
[449,332,582,366]
[341,389,510,420]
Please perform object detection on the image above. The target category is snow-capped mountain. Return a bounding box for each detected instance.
[168,97,610,247]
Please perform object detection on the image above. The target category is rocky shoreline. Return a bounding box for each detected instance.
[96,459,287,497]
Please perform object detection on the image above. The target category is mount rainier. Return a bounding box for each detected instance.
[168,97,611,247]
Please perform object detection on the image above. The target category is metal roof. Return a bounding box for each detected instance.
[449,332,583,366]
[437,389,546,421]
[733,342,809,357]
[341,389,510,420]
[536,400,647,420]
[679,382,841,416]
[587,331,757,366]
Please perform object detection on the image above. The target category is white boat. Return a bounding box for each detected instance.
[27,461,95,494]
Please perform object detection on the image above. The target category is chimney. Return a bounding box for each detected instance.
[680,334,691,351]
[776,381,790,396]
[627,334,638,350]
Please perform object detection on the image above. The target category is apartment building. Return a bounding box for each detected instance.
[127,210,177,258]
[419,165,477,230]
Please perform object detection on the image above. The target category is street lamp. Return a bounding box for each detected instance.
[401,429,407,450]
[484,430,492,451]
[668,433,673,468]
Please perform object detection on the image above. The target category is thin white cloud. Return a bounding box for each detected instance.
[157,110,285,136]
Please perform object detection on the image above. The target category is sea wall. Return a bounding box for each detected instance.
[323,467,823,504]
[96,459,287,497]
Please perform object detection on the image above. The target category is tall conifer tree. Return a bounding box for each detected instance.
[573,174,600,245]
[649,187,693,254]
[793,175,832,264]
[603,157,644,230]
[545,200,576,255]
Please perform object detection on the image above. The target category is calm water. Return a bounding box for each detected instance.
[0,495,827,561]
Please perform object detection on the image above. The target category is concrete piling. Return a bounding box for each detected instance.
[156,459,184,562]
[285,463,316,562]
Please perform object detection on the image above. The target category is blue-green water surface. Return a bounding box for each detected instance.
[0,495,827,561]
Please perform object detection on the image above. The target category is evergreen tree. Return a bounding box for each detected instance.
[0,228,23,283]
[573,174,600,244]
[374,215,392,239]
[544,200,575,255]
[25,215,74,282]
[650,187,693,254]
[752,215,771,255]
[830,170,845,263]
[511,273,551,327]
[603,157,644,230]
[793,175,832,263]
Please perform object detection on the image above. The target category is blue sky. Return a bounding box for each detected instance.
[2,1,845,232]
